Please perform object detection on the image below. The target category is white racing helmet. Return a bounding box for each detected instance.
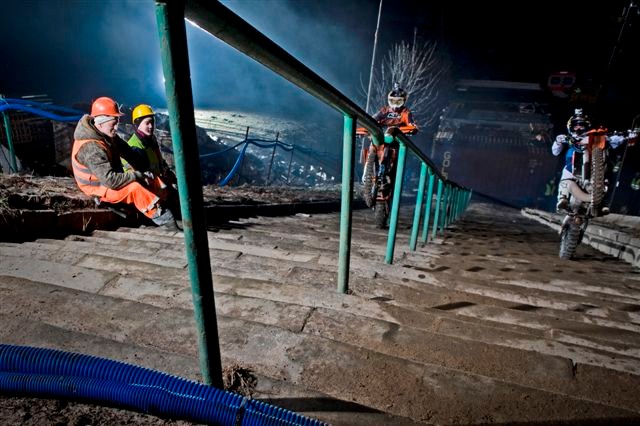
[387,85,407,109]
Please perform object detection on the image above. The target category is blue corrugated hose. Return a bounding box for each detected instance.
[0,344,326,426]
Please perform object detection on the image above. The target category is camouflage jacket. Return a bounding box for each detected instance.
[72,115,144,190]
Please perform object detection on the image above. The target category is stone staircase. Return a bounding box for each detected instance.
[2,202,640,424]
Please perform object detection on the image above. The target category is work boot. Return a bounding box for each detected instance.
[161,220,180,232]
[152,207,175,226]
[556,197,569,213]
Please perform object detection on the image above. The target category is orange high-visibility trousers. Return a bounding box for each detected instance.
[100,177,168,219]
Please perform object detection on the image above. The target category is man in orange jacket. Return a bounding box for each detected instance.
[71,96,178,228]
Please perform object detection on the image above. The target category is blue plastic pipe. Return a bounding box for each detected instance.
[0,344,326,426]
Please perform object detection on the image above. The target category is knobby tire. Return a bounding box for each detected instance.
[559,219,582,260]
[590,147,606,208]
[375,200,389,229]
[362,149,377,208]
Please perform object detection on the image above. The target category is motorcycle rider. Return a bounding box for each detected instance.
[372,84,418,135]
[360,84,418,180]
[552,108,636,215]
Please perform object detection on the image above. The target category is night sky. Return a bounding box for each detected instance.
[1,0,638,127]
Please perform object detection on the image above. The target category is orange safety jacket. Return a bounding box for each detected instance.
[71,139,111,198]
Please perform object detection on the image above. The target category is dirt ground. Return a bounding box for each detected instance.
[0,174,344,216]
[0,397,201,426]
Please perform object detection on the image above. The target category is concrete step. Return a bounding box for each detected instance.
[4,202,640,423]
[1,276,637,424]
[10,226,640,359]
[4,244,640,380]
[0,313,420,426]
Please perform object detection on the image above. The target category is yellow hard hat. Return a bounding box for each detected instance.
[132,104,155,123]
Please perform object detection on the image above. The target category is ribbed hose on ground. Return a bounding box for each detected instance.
[0,344,326,426]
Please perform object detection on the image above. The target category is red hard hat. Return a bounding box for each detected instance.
[90,97,124,117]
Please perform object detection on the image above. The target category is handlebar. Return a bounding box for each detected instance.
[356,125,417,137]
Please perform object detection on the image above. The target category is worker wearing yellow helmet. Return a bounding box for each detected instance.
[124,104,181,222]
[123,105,164,176]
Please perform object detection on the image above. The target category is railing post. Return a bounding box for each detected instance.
[421,170,435,243]
[409,162,428,251]
[443,185,451,229]
[337,114,356,294]
[266,131,279,184]
[155,0,223,388]
[432,178,444,241]
[1,110,18,173]
[236,126,250,185]
[441,184,449,232]
[385,140,407,264]
[286,146,294,184]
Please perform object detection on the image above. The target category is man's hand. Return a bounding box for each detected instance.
[555,135,567,143]
[133,171,154,186]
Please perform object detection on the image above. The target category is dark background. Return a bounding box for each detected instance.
[1,1,637,125]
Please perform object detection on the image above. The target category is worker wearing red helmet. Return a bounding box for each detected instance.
[71,96,177,228]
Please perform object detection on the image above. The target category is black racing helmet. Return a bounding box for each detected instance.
[567,108,591,138]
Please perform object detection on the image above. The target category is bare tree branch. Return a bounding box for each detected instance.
[363,34,451,130]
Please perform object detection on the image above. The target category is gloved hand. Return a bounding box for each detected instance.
[555,134,567,144]
[133,170,153,186]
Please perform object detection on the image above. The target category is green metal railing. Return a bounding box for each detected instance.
[154,0,471,385]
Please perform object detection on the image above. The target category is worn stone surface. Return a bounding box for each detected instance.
[2,193,640,424]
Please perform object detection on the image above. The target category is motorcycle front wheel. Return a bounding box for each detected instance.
[374,200,390,229]
[590,146,606,209]
[559,217,583,260]
[362,149,378,208]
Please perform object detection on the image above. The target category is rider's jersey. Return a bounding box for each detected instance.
[372,106,418,134]
[552,133,629,180]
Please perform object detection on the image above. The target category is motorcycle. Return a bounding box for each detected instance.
[357,125,416,229]
[558,127,636,259]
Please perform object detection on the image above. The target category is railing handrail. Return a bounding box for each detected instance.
[390,129,449,184]
[184,0,385,146]
[184,0,467,191]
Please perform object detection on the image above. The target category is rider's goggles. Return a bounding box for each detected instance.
[388,97,405,108]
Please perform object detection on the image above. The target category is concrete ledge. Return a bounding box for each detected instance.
[522,208,640,267]
[0,209,129,242]
[0,200,354,242]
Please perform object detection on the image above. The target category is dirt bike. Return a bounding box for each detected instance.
[357,125,416,229]
[558,128,635,259]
